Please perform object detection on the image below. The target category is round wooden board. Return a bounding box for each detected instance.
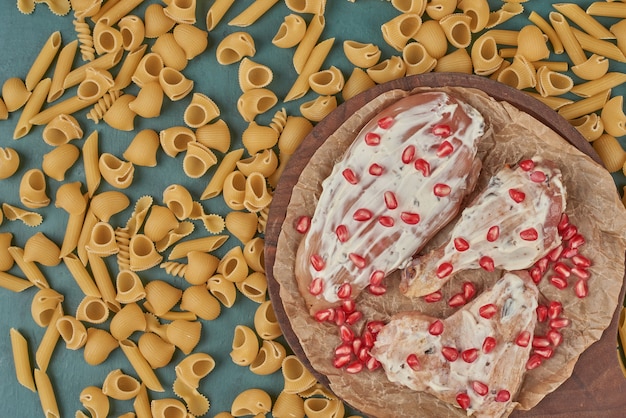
[265,73,626,417]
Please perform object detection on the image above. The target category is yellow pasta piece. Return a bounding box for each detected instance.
[237,271,267,303]
[304,397,344,418]
[231,388,272,416]
[79,386,109,418]
[238,58,273,92]
[300,95,337,122]
[23,232,60,267]
[8,246,48,288]
[458,0,489,33]
[183,142,218,178]
[99,153,134,189]
[284,0,326,14]
[285,37,334,101]
[571,72,626,97]
[3,204,43,227]
[129,234,162,271]
[14,77,51,140]
[102,94,137,131]
[486,3,524,28]
[281,355,317,393]
[497,54,537,89]
[0,147,19,179]
[83,327,117,365]
[25,31,61,92]
[206,0,235,30]
[230,325,260,366]
[413,20,448,59]
[535,66,573,97]
[216,31,256,65]
[601,95,626,137]
[163,0,197,24]
[180,285,221,320]
[34,368,60,418]
[153,32,187,71]
[554,3,614,40]
[166,319,202,354]
[151,398,188,418]
[115,269,146,304]
[435,49,473,74]
[342,67,376,101]
[250,339,286,376]
[88,252,121,312]
[425,0,457,20]
[110,302,146,341]
[237,88,278,122]
[236,149,278,178]
[570,113,604,142]
[367,55,406,84]
[0,271,33,292]
[97,0,144,26]
[35,303,63,371]
[572,28,626,63]
[272,390,305,418]
[102,369,141,401]
[56,315,87,350]
[62,254,101,297]
[528,11,564,54]
[558,89,611,120]
[439,13,472,49]
[587,2,626,19]
[470,34,503,76]
[516,25,550,62]
[137,332,175,369]
[128,82,163,119]
[549,11,587,66]
[229,0,279,27]
[272,14,307,48]
[254,300,281,340]
[159,67,194,101]
[10,328,36,392]
[343,40,381,69]
[2,77,31,112]
[381,13,422,51]
[593,133,626,172]
[119,339,164,392]
[19,168,50,209]
[184,93,220,128]
[48,39,78,102]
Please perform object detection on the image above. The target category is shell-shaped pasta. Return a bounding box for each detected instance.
[601,96,626,137]
[118,15,144,52]
[426,0,458,20]
[343,41,381,68]
[250,339,286,376]
[237,272,267,303]
[278,116,313,155]
[166,319,201,354]
[183,142,218,178]
[153,33,188,71]
[367,56,406,84]
[381,13,422,51]
[497,54,537,89]
[470,34,503,76]
[123,129,159,167]
[242,122,279,156]
[570,113,604,142]
[175,352,215,388]
[272,390,305,418]
[413,20,448,59]
[181,251,217,285]
[458,0,489,32]
[99,153,134,189]
[208,274,237,308]
[273,14,306,48]
[77,68,114,101]
[144,3,175,38]
[342,67,376,101]
[237,88,278,123]
[2,77,31,112]
[56,315,87,349]
[42,143,79,182]
[218,246,249,283]
[115,270,146,303]
[83,327,117,365]
[243,237,265,273]
[217,32,256,65]
[225,211,258,245]
[308,66,344,96]
[184,93,220,128]
[195,119,231,153]
[93,20,123,55]
[54,181,85,216]
[132,53,164,88]
[138,332,175,369]
[435,48,473,74]
[31,288,63,327]
[0,233,14,271]
[0,147,20,179]
[144,280,182,316]
[42,114,83,146]
[79,386,109,418]
[144,205,178,243]
[159,67,194,101]
[238,58,273,93]
[237,149,278,179]
[129,234,163,271]
[173,23,208,60]
[517,25,550,62]
[23,232,61,266]
[300,95,337,122]
[160,126,195,158]
[230,325,259,366]
[2,203,43,227]
[298,382,337,399]
[231,388,272,416]
[90,192,129,223]
[572,54,610,81]
[155,221,195,253]
[391,0,426,14]
[282,355,317,393]
[102,369,141,401]
[402,42,437,76]
[128,81,164,119]
[180,285,221,320]
[222,171,247,211]
[284,0,326,14]
[304,397,344,418]
[439,13,472,49]
[151,399,187,418]
[20,169,50,209]
[536,66,573,97]
[102,94,137,131]
[110,302,146,340]
[76,295,109,324]
[163,184,194,220]
[163,0,197,24]
[244,172,272,213]
[254,300,281,340]
[593,133,626,172]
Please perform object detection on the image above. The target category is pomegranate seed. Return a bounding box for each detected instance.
[519,159,535,171]
[333,354,352,368]
[561,225,578,241]
[423,291,442,303]
[509,188,526,203]
[362,330,376,348]
[536,305,548,322]
[495,390,511,402]
[436,140,454,157]
[550,275,568,289]
[352,338,362,354]
[340,324,354,342]
[462,282,476,300]
[295,216,311,233]
[406,353,421,371]
[574,278,588,298]
[571,267,590,280]
[549,317,570,329]
[487,225,500,242]
[461,348,478,363]
[369,270,385,286]
[364,132,381,145]
[534,346,554,359]
[336,225,349,242]
[530,170,547,182]
[378,216,395,227]
[402,145,416,163]
[569,234,586,249]
[448,293,466,307]
[530,267,543,284]
[334,309,346,326]
[479,303,497,319]
[337,283,352,299]
[532,335,550,348]
[349,253,367,269]
[369,163,384,176]
[554,262,571,277]
[520,228,538,241]
[314,308,334,322]
[547,244,564,261]
[342,299,356,313]
[353,208,372,221]
[310,254,325,271]
[346,311,362,325]
[335,343,352,356]
[358,346,370,362]
[548,301,562,319]
[547,329,563,347]
[558,213,570,232]
[432,124,451,137]
[433,183,451,197]
[414,158,431,176]
[384,191,398,210]
[345,360,364,373]
[442,346,459,362]
[366,356,381,371]
[471,381,489,396]
[400,212,420,225]
[482,336,497,354]
[437,262,453,278]
[526,354,543,370]
[342,168,358,184]
[454,237,470,252]
[428,320,444,336]
[456,393,470,410]
[367,321,385,334]
[562,246,578,259]
[309,278,324,295]
[368,283,387,296]
[378,116,394,129]
[536,257,549,273]
[572,254,591,268]
[479,256,495,272]
[516,331,531,347]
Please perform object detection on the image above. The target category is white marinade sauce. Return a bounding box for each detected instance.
[299,92,485,307]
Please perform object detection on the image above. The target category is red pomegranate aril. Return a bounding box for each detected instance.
[520,228,539,241]
[424,291,443,303]
[549,275,568,290]
[534,346,554,359]
[436,262,454,279]
[334,309,346,326]
[571,267,590,280]
[366,356,381,371]
[436,140,454,157]
[532,335,550,348]
[340,324,354,342]
[346,360,364,374]
[369,163,384,176]
[350,339,361,355]
[384,191,398,210]
[432,124,451,137]
[536,257,549,273]
[482,336,497,354]
[335,343,352,357]
[342,299,356,313]
[519,159,535,171]
[434,183,451,197]
[548,301,562,319]
[516,330,531,347]
[442,346,459,362]
[547,329,563,347]
[558,213,570,232]
[448,293,466,307]
[310,254,325,271]
[365,132,381,145]
[569,233,586,249]
[368,283,387,296]
[342,168,358,184]
[358,346,370,363]
[456,393,471,410]
[295,215,311,233]
[561,224,578,241]
[333,353,352,369]
[402,145,416,163]
[349,253,367,269]
[353,208,372,221]
[462,282,476,300]
[363,330,376,348]
[454,237,470,252]
[572,254,591,268]
[496,390,511,402]
[472,381,489,396]
[549,317,570,329]
[574,278,588,298]
[336,224,349,242]
[401,212,420,225]
[487,225,500,242]
[462,348,479,363]
[378,116,394,129]
[479,256,495,272]
[314,308,334,322]
[406,353,421,371]
[429,320,444,336]
[530,267,543,284]
[414,158,431,176]
[367,321,386,334]
[562,246,578,259]
[346,311,362,325]
[554,262,571,278]
[509,188,526,203]
[530,170,547,182]
[547,244,564,262]
[479,303,497,319]
[378,216,395,227]
[309,278,324,296]
[369,270,385,287]
[337,283,353,299]
[536,305,548,322]
[526,354,543,370]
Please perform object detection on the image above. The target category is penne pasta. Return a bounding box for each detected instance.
[62,49,124,90]
[48,39,78,102]
[571,72,626,97]
[0,271,33,292]
[549,11,587,66]
[284,0,326,14]
[587,2,626,19]
[119,339,164,392]
[229,0,280,27]
[558,89,611,120]
[285,38,335,101]
[8,246,48,289]
[525,91,574,110]
[553,3,614,40]
[88,252,121,312]
[10,328,36,391]
[98,0,144,26]
[571,27,626,63]
[62,254,101,297]
[25,31,61,92]
[528,11,564,54]
[14,78,51,139]
[168,235,229,260]
[34,368,60,418]
[35,303,63,372]
[206,0,235,30]
[201,148,245,199]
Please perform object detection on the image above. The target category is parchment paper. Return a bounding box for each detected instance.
[273,87,626,418]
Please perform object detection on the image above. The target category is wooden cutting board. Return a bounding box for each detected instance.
[265,73,626,417]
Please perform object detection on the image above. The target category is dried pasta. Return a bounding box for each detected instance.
[35,303,63,371]
[132,53,164,88]
[152,32,188,71]
[300,95,337,122]
[216,31,256,65]
[282,355,317,393]
[230,325,259,366]
[110,302,146,341]
[238,58,273,92]
[196,119,231,153]
[102,94,137,131]
[601,95,626,137]
[48,40,78,102]
[160,126,195,158]
[62,254,101,297]
[23,232,60,266]
[486,2,523,28]
[206,0,235,30]
[229,0,279,27]
[159,67,194,101]
[342,67,376,101]
[129,234,162,271]
[571,72,626,97]
[293,14,325,74]
[119,339,164,392]
[79,386,109,418]
[572,28,626,63]
[237,88,278,122]
[99,153,134,189]
[138,332,175,369]
[128,82,164,119]
[97,0,144,26]
[102,369,141,400]
[166,319,201,354]
[151,398,188,418]
[10,328,36,392]
[242,121,279,155]
[25,31,61,92]
[343,40,381,69]
[0,272,32,292]
[558,89,611,120]
[553,3,614,40]
[231,388,272,416]
[549,11,586,66]
[237,271,267,303]
[285,38,334,101]
[56,315,87,350]
[402,42,437,75]
[88,252,120,312]
[458,0,489,32]
[243,237,265,273]
[201,148,244,199]
[250,339,286,375]
[218,246,249,283]
[593,133,626,172]
[93,20,123,55]
[587,2,626,19]
[496,54,537,89]
[123,129,159,167]
[42,143,80,181]
[254,300,281,339]
[62,49,124,90]
[225,211,259,244]
[2,77,31,112]
[285,0,326,14]
[14,77,51,140]
[34,369,60,418]
[163,0,197,24]
[115,269,146,304]
[381,13,422,51]
[207,274,237,307]
[83,327,117,365]
[425,0,456,20]
[42,113,83,146]
[272,391,305,418]
[0,148,20,179]
[272,14,306,48]
[236,149,278,178]
[570,113,604,142]
[3,204,43,227]
[471,33,503,76]
[9,245,48,287]
[184,93,220,128]
[144,3,175,38]
[180,285,221,320]
[536,66,573,97]
[118,14,144,51]
[163,184,194,220]
[308,66,344,95]
[528,10,564,54]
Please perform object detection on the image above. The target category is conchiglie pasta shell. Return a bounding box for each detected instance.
[129,81,163,118]
[300,95,337,122]
[2,77,31,112]
[435,48,473,74]
[342,67,376,101]
[516,25,550,62]
[250,339,286,376]
[238,58,273,93]
[281,355,316,393]
[237,89,278,123]
[132,53,164,88]
[23,232,61,266]
[402,42,437,76]
[470,34,503,76]
[392,0,426,14]
[152,33,187,71]
[159,67,194,101]
[231,388,272,416]
[160,126,195,158]
[381,13,422,51]
[151,398,187,418]
[84,327,117,365]
[304,397,344,418]
[144,205,179,243]
[138,332,175,369]
[144,3,175,38]
[278,116,313,155]
[184,251,219,285]
[218,246,249,283]
[163,184,194,220]
[254,300,281,340]
[243,237,265,273]
[183,142,217,178]
[93,20,123,55]
[175,352,215,388]
[144,280,182,316]
[184,93,220,128]
[129,234,163,271]
[273,14,306,48]
[110,302,146,341]
[91,191,130,222]
[223,171,247,211]
[118,15,145,51]
[78,386,109,418]
[536,66,573,97]
[367,56,406,84]
[237,149,278,178]
[225,211,258,244]
[54,181,86,215]
[237,272,267,303]
[208,274,237,308]
[308,66,344,96]
[180,285,221,320]
[601,95,626,137]
[284,0,326,14]
[570,113,604,142]
[272,390,304,418]
[163,0,197,24]
[242,122,279,155]
[166,319,201,354]
[42,143,79,181]
[0,232,14,271]
[86,221,118,256]
[42,114,83,146]
[195,119,231,153]
[31,288,64,327]
[76,295,109,324]
[124,129,159,167]
[77,68,114,101]
[0,98,7,120]
[115,270,146,303]
[216,32,256,65]
[439,13,472,49]
[173,23,208,60]
[458,0,489,32]
[230,325,259,366]
[413,20,448,59]
[20,169,50,209]
[593,133,626,172]
[497,54,537,89]
[102,369,141,401]
[244,172,272,212]
[343,41,381,69]
[102,94,137,131]
[0,147,20,179]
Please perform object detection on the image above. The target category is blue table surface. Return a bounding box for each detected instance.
[0,1,625,417]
